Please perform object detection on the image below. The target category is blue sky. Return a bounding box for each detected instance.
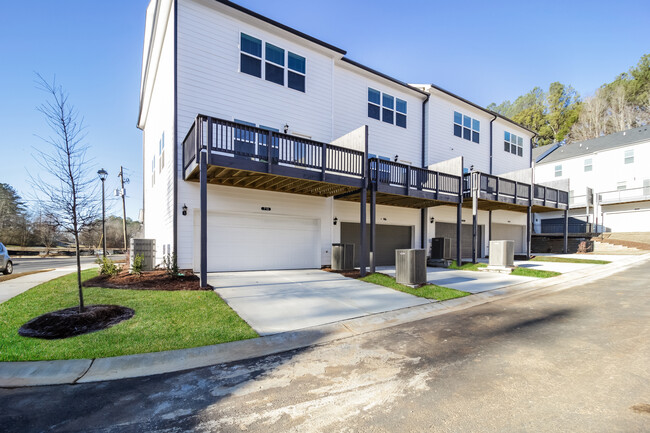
[1,0,647,219]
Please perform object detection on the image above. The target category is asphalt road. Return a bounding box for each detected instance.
[2,261,649,432]
[10,256,120,273]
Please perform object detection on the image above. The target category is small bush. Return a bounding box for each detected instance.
[131,254,144,275]
[163,252,179,277]
[96,255,120,277]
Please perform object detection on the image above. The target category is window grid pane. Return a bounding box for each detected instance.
[368,88,380,104]
[241,33,262,57]
[396,99,407,114]
[265,43,284,66]
[288,71,304,92]
[382,94,394,109]
[288,52,305,73]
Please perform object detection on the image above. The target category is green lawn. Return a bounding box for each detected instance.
[448,261,487,271]
[360,273,469,301]
[510,268,561,278]
[530,256,611,265]
[0,269,258,362]
[449,260,560,278]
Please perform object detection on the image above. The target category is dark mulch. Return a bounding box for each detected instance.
[83,269,212,291]
[322,267,361,279]
[18,305,135,340]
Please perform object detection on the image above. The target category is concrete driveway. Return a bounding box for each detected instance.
[208,269,428,335]
[377,266,535,294]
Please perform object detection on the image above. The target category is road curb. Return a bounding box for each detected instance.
[2,253,648,388]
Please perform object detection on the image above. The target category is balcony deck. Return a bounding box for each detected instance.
[183,115,462,206]
[183,116,365,197]
[463,172,569,213]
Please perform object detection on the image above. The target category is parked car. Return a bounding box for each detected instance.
[0,243,12,275]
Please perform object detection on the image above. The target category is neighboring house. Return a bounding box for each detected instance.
[138,0,568,280]
[534,127,650,233]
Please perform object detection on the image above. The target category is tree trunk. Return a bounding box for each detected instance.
[75,230,84,313]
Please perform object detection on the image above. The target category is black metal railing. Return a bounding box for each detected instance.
[182,115,365,178]
[369,158,461,196]
[464,172,569,208]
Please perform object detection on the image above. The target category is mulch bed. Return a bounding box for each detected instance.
[83,269,212,291]
[18,305,135,339]
[322,267,362,279]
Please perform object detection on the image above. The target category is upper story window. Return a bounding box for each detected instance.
[288,52,306,92]
[453,111,479,143]
[367,88,406,128]
[504,131,523,156]
[240,33,306,93]
[584,158,592,172]
[624,149,634,164]
[554,164,562,177]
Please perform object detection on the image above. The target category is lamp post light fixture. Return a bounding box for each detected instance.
[97,168,108,257]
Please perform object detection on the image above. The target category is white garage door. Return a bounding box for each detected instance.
[491,224,525,254]
[194,213,320,272]
[603,210,650,232]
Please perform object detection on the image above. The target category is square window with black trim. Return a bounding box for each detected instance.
[504,131,524,157]
[453,111,480,143]
[367,88,407,128]
[240,33,306,93]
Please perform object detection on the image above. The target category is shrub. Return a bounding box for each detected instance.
[96,255,120,277]
[131,254,144,275]
[163,252,179,277]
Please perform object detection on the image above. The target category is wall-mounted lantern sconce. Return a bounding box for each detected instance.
[333,217,338,225]
[461,219,466,223]
[470,165,474,171]
[430,217,435,224]
[182,204,188,216]
[394,155,399,162]
[382,217,387,221]
[283,124,289,134]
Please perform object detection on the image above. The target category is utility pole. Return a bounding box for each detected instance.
[117,166,130,251]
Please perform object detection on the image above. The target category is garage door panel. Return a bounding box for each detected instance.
[435,222,483,259]
[195,213,320,272]
[491,223,524,253]
[603,210,650,232]
[340,223,412,266]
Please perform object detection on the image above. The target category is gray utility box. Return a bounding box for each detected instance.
[489,240,515,268]
[395,249,427,285]
[130,238,156,271]
[331,243,354,271]
[430,237,452,260]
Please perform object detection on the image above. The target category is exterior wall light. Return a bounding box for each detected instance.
[182,204,188,216]
[430,217,435,224]
[333,217,338,225]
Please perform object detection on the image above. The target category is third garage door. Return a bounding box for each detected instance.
[340,222,412,266]
[435,222,483,259]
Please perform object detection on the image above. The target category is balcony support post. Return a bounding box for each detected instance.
[370,182,376,274]
[527,182,533,260]
[472,172,478,264]
[563,208,569,254]
[359,126,369,277]
[200,147,208,288]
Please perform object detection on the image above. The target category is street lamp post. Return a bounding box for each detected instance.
[97,168,108,257]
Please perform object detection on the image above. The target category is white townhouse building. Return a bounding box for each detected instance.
[534,127,650,233]
[138,0,568,284]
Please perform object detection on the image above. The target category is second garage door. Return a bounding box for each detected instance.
[491,223,525,253]
[194,213,320,272]
[340,223,412,266]
[435,222,483,259]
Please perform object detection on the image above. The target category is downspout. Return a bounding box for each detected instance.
[421,93,430,250]
[172,0,178,259]
[489,113,497,174]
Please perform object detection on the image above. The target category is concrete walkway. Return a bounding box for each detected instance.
[2,252,648,388]
[0,264,98,304]
[209,269,429,335]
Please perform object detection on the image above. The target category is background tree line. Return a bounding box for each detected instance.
[0,182,142,249]
[488,54,650,146]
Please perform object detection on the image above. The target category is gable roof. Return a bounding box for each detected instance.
[532,143,560,163]
[536,126,650,164]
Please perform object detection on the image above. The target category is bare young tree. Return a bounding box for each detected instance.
[30,74,99,312]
